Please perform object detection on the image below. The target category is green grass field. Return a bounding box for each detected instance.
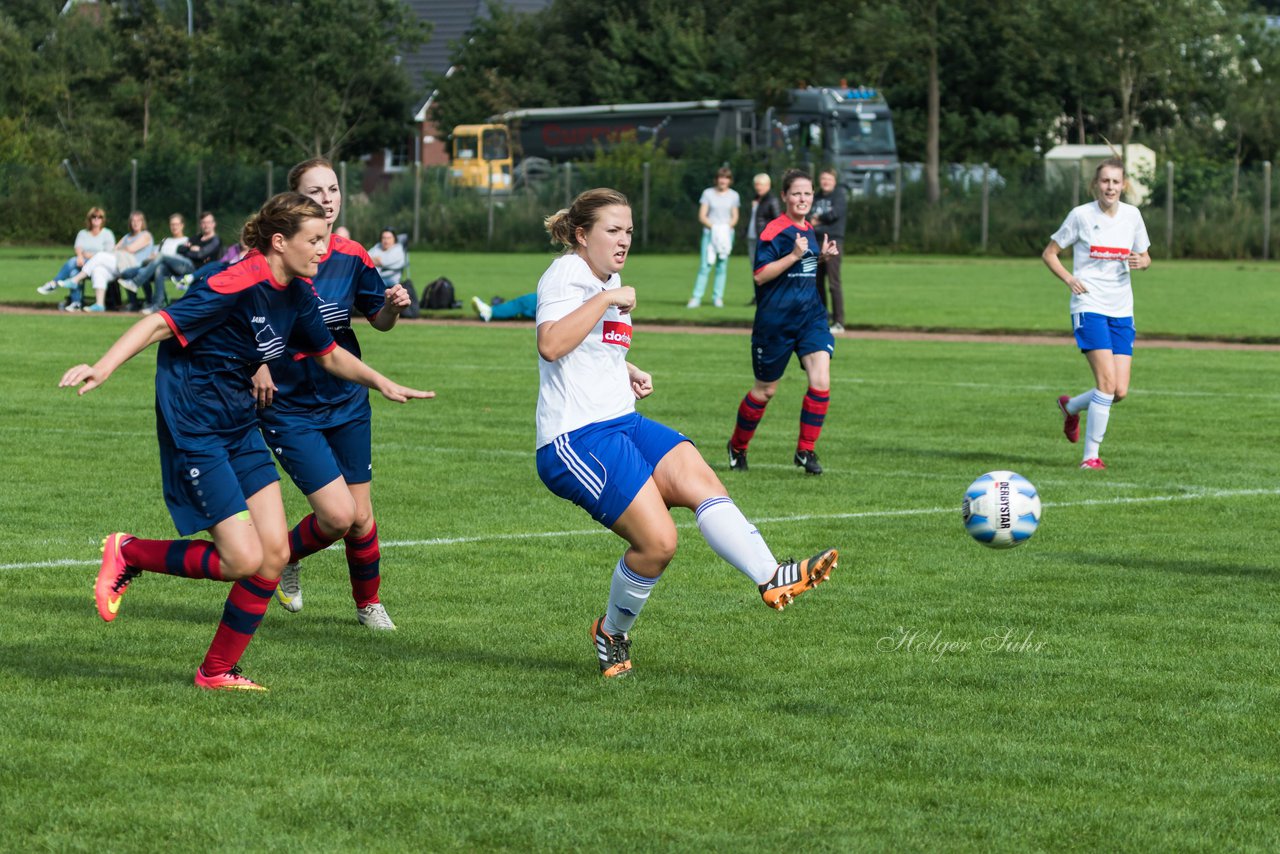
[4,246,1278,340]
[1,251,1278,850]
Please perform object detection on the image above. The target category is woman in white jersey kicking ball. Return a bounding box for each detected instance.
[534,188,838,678]
[1041,158,1151,470]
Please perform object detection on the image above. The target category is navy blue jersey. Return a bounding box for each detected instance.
[752,215,826,333]
[157,250,337,451]
[266,234,387,414]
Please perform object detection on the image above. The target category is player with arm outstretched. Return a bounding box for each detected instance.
[1041,157,1151,470]
[534,188,838,678]
[251,158,415,630]
[60,193,431,691]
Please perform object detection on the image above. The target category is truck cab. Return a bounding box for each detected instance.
[774,87,898,197]
[450,123,513,191]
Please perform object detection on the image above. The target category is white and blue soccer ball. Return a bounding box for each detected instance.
[961,471,1041,549]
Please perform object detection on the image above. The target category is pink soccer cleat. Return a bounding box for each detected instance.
[1058,395,1080,443]
[96,533,139,623]
[195,665,268,692]
[1079,458,1106,470]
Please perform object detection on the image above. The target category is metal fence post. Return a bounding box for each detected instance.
[487,161,495,249]
[642,162,651,248]
[1071,161,1080,208]
[195,160,203,221]
[130,159,137,213]
[267,160,273,198]
[339,161,348,231]
[893,163,902,245]
[980,162,990,252]
[1165,161,1174,258]
[1263,161,1272,261]
[564,162,572,207]
[413,161,422,245]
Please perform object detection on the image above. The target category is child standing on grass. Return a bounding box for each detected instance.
[1041,158,1151,470]
[60,193,430,691]
[534,187,838,678]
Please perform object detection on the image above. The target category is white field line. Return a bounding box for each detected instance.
[5,486,1277,572]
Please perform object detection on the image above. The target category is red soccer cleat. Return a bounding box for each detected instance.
[195,665,268,692]
[96,533,139,623]
[1079,458,1107,470]
[1058,395,1080,443]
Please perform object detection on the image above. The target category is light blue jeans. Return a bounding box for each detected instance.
[690,228,732,304]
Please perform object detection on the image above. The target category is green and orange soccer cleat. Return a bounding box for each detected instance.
[195,665,268,692]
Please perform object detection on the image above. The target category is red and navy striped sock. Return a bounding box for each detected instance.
[345,523,381,608]
[288,513,342,564]
[120,537,223,580]
[797,386,830,452]
[730,392,769,452]
[200,573,279,677]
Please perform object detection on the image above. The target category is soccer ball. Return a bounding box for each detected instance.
[961,470,1041,549]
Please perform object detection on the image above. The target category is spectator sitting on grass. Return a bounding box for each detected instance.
[471,292,536,322]
[37,207,116,311]
[367,228,406,286]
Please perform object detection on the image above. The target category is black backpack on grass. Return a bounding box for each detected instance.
[421,277,459,310]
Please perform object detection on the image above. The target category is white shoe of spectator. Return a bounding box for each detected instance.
[471,296,493,322]
[37,280,61,295]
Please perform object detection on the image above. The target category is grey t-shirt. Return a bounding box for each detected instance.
[699,187,740,226]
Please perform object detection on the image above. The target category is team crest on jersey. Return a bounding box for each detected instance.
[1089,245,1128,261]
[602,320,632,348]
[253,320,285,360]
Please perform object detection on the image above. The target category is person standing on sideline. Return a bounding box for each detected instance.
[252,158,414,630]
[1042,157,1151,470]
[535,188,838,677]
[60,193,430,691]
[686,167,740,308]
[810,168,848,333]
[728,168,840,476]
[745,173,781,306]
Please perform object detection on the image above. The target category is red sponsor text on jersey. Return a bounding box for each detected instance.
[602,320,632,349]
[1088,245,1129,261]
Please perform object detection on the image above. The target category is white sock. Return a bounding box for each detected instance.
[695,496,778,585]
[1083,390,1114,459]
[1066,389,1094,416]
[602,556,658,636]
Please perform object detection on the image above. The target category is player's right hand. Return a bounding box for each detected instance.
[60,364,105,395]
[379,384,435,404]
[1066,275,1088,295]
[251,363,277,409]
[792,236,809,257]
[610,286,637,313]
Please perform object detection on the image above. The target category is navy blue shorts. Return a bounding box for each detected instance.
[159,420,280,537]
[1072,312,1135,355]
[536,412,690,528]
[752,318,836,383]
[260,412,372,496]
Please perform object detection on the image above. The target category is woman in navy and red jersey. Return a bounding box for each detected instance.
[251,158,413,630]
[727,168,840,476]
[60,193,431,691]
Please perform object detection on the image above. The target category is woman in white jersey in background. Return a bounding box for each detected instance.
[1041,158,1151,469]
[534,187,838,678]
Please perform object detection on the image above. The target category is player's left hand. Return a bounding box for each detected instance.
[630,369,654,400]
[59,363,106,395]
[384,284,412,313]
[1127,252,1149,270]
[379,383,435,403]
[821,234,840,258]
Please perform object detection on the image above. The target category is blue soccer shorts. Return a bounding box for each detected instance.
[536,412,690,528]
[1072,312,1135,355]
[159,421,280,536]
[260,412,373,497]
[751,318,836,383]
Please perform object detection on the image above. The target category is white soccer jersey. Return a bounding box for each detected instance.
[535,253,635,448]
[1050,201,1151,317]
